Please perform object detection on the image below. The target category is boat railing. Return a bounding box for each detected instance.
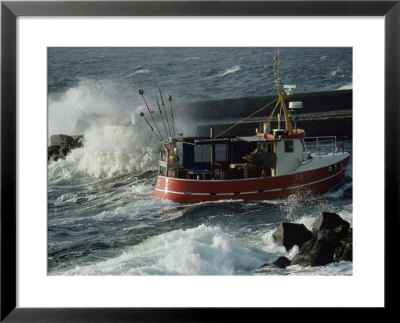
[304,136,344,157]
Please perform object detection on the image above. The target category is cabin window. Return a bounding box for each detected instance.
[176,142,183,162]
[285,140,294,153]
[194,144,227,163]
[194,144,211,162]
[215,144,227,162]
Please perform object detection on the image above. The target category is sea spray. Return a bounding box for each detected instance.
[48,78,143,137]
[75,111,161,177]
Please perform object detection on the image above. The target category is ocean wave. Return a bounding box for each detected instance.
[79,152,155,178]
[329,67,346,78]
[122,69,150,78]
[219,66,242,77]
[57,224,266,275]
[336,82,352,90]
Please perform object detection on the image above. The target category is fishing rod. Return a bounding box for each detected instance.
[139,112,165,146]
[156,95,170,141]
[168,95,176,139]
[139,89,165,143]
[159,88,173,139]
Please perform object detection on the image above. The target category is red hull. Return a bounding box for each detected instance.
[154,155,350,203]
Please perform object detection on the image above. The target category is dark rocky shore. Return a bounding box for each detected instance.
[48,134,84,161]
[260,212,352,269]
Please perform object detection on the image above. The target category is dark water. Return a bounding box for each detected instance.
[48,47,352,275]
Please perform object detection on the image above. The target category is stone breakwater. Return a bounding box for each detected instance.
[194,89,352,138]
[259,212,352,269]
[48,134,84,161]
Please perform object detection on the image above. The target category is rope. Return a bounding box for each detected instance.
[263,99,281,131]
[213,98,279,139]
[278,101,283,129]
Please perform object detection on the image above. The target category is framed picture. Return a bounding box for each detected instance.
[1,0,398,321]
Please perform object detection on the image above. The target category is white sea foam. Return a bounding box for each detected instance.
[54,193,80,205]
[78,151,155,178]
[59,225,266,275]
[337,82,353,90]
[75,116,158,178]
[286,261,352,275]
[48,148,85,183]
[259,230,287,255]
[329,67,345,78]
[219,66,242,77]
[130,183,155,195]
[122,69,150,78]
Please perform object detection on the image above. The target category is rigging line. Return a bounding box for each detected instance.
[140,90,166,143]
[278,99,283,130]
[156,96,170,140]
[264,99,281,129]
[169,96,176,139]
[159,88,173,139]
[213,97,279,139]
[140,112,165,147]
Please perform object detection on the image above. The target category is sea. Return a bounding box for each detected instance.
[48,47,353,276]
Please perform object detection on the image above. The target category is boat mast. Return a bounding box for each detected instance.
[274,56,294,134]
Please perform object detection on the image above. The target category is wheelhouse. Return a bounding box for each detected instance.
[158,128,312,180]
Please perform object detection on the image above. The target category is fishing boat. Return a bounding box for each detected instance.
[139,56,350,203]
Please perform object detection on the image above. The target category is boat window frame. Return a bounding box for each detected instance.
[284,140,294,153]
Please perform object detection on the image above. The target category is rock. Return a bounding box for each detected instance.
[272,256,291,268]
[334,228,353,262]
[50,134,73,146]
[334,239,352,262]
[333,225,350,243]
[272,222,313,251]
[72,135,84,141]
[70,135,84,149]
[291,234,336,267]
[48,134,84,161]
[258,256,292,270]
[258,263,270,270]
[272,213,353,267]
[59,143,71,158]
[311,212,350,232]
[48,145,60,161]
[292,225,353,266]
[316,225,348,246]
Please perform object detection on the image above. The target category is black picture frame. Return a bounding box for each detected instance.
[1,1,398,321]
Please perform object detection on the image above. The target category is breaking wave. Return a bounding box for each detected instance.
[57,225,266,275]
[122,69,150,78]
[219,66,242,77]
[337,82,353,90]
